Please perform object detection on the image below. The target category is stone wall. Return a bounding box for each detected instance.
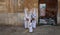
[0,0,60,26]
[57,0,60,24]
[0,13,24,26]
[0,11,38,26]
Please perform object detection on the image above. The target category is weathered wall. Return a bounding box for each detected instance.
[0,0,60,26]
[57,0,60,24]
[0,0,24,26]
[0,13,24,25]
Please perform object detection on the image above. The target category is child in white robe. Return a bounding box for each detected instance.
[24,8,29,28]
[31,8,37,29]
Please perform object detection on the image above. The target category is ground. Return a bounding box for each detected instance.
[0,24,60,35]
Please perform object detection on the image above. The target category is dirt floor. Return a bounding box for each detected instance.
[0,24,60,35]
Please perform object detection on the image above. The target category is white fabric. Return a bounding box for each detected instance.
[24,8,28,28]
[32,8,37,28]
[29,23,33,32]
[32,20,36,28]
[24,15,31,28]
[24,8,37,30]
[24,8,32,28]
[24,20,28,28]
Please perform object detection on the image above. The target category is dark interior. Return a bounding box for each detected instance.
[38,0,58,25]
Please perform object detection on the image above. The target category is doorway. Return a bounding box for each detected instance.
[38,0,58,25]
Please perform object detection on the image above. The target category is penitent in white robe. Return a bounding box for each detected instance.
[32,8,37,28]
[24,8,32,29]
[24,8,29,28]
